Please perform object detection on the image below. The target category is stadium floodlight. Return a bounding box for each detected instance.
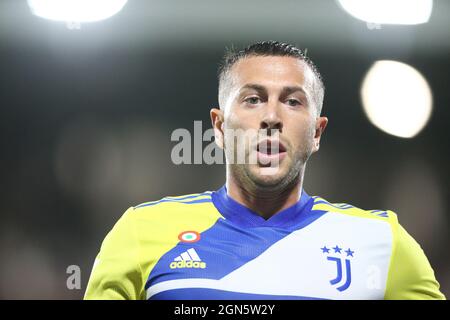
[27,0,128,24]
[361,60,433,138]
[337,0,433,25]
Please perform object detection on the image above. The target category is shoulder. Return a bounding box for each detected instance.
[311,195,398,226]
[133,191,213,209]
[385,223,446,299]
[112,191,221,256]
[104,191,218,247]
[127,191,216,221]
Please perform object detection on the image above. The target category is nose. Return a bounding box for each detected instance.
[260,102,283,133]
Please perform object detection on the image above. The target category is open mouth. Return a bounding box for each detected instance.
[255,139,287,166]
[256,139,287,155]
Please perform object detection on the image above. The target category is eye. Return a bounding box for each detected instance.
[244,96,261,105]
[286,98,301,107]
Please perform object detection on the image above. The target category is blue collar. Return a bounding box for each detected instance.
[211,185,314,228]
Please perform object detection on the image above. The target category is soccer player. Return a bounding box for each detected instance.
[84,41,445,300]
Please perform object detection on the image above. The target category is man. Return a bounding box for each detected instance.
[84,41,445,300]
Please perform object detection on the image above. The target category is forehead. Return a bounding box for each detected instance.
[230,55,312,90]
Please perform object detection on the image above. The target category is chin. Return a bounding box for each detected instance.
[248,165,290,188]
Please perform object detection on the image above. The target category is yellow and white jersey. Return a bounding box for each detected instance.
[84,186,445,300]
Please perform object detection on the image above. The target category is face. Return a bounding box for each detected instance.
[211,56,328,190]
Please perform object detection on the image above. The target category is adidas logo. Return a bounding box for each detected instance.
[169,248,207,269]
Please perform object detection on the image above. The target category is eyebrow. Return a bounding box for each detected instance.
[239,84,267,94]
[281,86,307,97]
[239,84,307,96]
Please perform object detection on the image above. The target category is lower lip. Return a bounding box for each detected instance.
[257,151,287,165]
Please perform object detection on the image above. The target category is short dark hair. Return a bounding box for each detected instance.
[217,40,325,115]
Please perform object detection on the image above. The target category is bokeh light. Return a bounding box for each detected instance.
[28,0,128,23]
[361,60,433,138]
[338,0,433,25]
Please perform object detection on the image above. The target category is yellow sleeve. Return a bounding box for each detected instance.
[84,207,144,300]
[384,214,445,300]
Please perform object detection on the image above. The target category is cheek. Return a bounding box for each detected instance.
[225,113,240,130]
[287,119,315,148]
[226,111,256,132]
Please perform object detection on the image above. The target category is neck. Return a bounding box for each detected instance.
[226,168,304,220]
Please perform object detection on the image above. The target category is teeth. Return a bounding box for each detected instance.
[257,141,285,155]
[258,146,280,154]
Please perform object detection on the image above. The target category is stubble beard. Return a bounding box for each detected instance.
[226,142,312,193]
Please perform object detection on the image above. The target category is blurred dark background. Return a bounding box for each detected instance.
[0,0,449,299]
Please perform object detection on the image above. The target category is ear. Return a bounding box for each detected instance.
[210,107,224,149]
[312,116,328,153]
